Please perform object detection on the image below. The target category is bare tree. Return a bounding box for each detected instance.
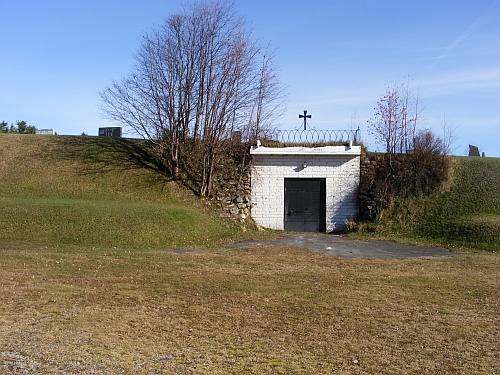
[100,0,286,195]
[240,45,287,142]
[440,114,459,155]
[367,79,423,155]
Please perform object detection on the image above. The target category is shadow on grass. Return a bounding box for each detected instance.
[54,136,168,176]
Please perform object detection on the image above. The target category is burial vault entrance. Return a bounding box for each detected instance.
[250,143,361,232]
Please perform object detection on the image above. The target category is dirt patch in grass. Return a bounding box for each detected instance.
[1,243,498,374]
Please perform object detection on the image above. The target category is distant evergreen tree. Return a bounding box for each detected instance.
[1,120,36,134]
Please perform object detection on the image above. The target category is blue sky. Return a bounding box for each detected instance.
[1,0,499,156]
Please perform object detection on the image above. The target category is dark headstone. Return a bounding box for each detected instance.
[468,145,480,157]
[99,127,122,137]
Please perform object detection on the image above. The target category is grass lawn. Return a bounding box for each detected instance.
[1,243,498,374]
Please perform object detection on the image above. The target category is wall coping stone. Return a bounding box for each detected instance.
[250,142,361,156]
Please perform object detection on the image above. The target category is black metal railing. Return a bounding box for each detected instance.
[274,127,360,144]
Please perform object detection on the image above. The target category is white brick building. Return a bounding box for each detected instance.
[250,143,361,232]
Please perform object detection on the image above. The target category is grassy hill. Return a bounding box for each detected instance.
[0,134,262,249]
[356,155,500,251]
[2,133,498,251]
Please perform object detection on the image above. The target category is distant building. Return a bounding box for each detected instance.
[99,127,122,137]
[35,129,55,135]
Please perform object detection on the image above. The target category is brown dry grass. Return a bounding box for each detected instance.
[1,244,498,374]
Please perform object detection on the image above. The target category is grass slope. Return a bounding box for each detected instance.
[0,134,250,249]
[357,156,500,251]
[417,157,500,250]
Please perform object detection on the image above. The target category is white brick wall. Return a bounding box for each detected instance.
[250,145,361,232]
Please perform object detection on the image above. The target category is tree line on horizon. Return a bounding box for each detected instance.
[1,120,36,134]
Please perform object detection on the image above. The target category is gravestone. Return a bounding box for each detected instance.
[99,127,122,137]
[468,145,480,157]
[36,129,55,135]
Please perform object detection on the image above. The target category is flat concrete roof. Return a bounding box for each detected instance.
[250,144,361,156]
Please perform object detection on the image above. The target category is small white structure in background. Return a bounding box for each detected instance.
[35,129,55,135]
[250,142,361,232]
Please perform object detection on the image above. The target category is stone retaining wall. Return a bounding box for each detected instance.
[213,171,252,221]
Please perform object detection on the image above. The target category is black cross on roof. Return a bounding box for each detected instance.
[299,110,311,130]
